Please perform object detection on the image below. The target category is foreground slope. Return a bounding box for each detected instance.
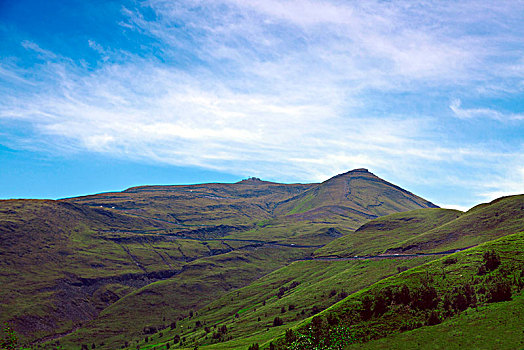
[272,232,524,349]
[129,195,523,350]
[351,291,524,349]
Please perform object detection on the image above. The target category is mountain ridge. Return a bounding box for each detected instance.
[0,168,441,348]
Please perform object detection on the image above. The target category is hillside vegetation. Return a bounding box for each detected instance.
[117,194,524,350]
[272,232,524,350]
[315,208,461,257]
[0,169,437,348]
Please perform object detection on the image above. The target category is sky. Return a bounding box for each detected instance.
[0,0,523,210]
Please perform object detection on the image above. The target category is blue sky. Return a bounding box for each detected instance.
[1,0,523,209]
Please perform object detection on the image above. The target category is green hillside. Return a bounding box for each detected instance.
[125,256,436,350]
[350,291,524,349]
[275,169,437,219]
[315,194,524,259]
[0,170,438,348]
[120,196,524,350]
[315,208,461,257]
[386,194,524,253]
[271,232,524,349]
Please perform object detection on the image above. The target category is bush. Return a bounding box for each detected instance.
[488,281,512,302]
[426,310,441,326]
[394,285,411,305]
[273,317,284,327]
[483,250,501,271]
[1,323,18,350]
[413,285,439,310]
[361,295,374,320]
[285,329,296,343]
[397,265,409,273]
[443,257,457,265]
[373,294,388,316]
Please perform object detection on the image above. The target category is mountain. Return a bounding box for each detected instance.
[275,169,437,218]
[113,195,523,350]
[0,169,438,348]
[65,179,315,226]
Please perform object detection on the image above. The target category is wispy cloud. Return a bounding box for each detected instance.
[1,0,524,206]
[450,99,524,121]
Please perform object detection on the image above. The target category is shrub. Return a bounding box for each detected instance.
[426,310,441,326]
[443,257,457,265]
[397,265,409,273]
[361,295,374,320]
[1,323,18,350]
[285,329,296,343]
[273,317,284,327]
[311,305,321,315]
[488,281,512,302]
[483,250,501,271]
[373,294,388,316]
[394,285,411,305]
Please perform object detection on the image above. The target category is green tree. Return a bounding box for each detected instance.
[1,322,18,350]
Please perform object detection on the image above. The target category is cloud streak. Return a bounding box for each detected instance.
[1,0,524,206]
[450,99,524,121]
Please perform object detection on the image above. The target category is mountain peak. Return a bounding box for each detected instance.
[329,168,373,181]
[237,177,268,184]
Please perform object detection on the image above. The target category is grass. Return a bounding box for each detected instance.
[315,208,462,257]
[349,290,524,350]
[390,194,524,253]
[2,173,509,349]
[54,245,317,349]
[272,232,524,349]
[128,256,436,350]
[316,195,524,258]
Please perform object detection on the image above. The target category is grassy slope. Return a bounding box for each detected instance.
[65,181,315,227]
[0,171,445,348]
[0,200,282,343]
[273,232,524,349]
[275,169,437,219]
[0,200,168,340]
[388,194,524,253]
[316,194,524,258]
[350,291,524,350]
[56,246,316,349]
[130,257,436,350]
[315,208,462,257]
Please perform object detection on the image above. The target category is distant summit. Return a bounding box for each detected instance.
[275,168,437,219]
[237,177,268,184]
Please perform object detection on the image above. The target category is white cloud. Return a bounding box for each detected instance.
[1,0,524,208]
[450,99,524,121]
[479,165,524,201]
